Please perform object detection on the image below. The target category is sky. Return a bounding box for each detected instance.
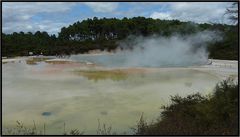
[2,2,235,35]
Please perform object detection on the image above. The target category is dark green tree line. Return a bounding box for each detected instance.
[2,17,238,59]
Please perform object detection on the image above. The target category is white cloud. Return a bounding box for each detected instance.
[2,2,75,15]
[2,2,119,34]
[150,12,172,20]
[2,2,76,34]
[3,20,68,35]
[2,2,235,34]
[84,2,118,13]
[150,2,234,24]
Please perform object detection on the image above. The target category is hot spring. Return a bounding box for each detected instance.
[2,55,237,134]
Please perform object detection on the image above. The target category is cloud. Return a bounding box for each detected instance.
[3,2,75,22]
[150,12,172,20]
[150,2,233,24]
[3,20,68,35]
[84,2,119,13]
[2,2,235,34]
[2,2,76,34]
[2,2,119,34]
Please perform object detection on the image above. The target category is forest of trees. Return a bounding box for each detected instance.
[2,16,238,60]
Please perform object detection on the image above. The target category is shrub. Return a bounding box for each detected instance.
[135,79,238,135]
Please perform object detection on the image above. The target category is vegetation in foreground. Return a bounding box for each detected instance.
[134,78,238,135]
[2,79,238,135]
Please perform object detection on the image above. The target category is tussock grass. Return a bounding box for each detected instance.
[2,121,84,135]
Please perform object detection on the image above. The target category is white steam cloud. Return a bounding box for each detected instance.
[70,31,222,68]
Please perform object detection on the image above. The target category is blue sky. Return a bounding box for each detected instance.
[2,2,235,34]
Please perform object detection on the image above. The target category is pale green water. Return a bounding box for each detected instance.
[2,59,221,134]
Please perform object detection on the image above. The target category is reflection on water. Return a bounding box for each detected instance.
[2,59,221,134]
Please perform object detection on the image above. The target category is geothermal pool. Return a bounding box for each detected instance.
[2,56,238,134]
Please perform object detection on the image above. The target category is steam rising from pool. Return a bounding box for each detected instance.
[70,31,221,67]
